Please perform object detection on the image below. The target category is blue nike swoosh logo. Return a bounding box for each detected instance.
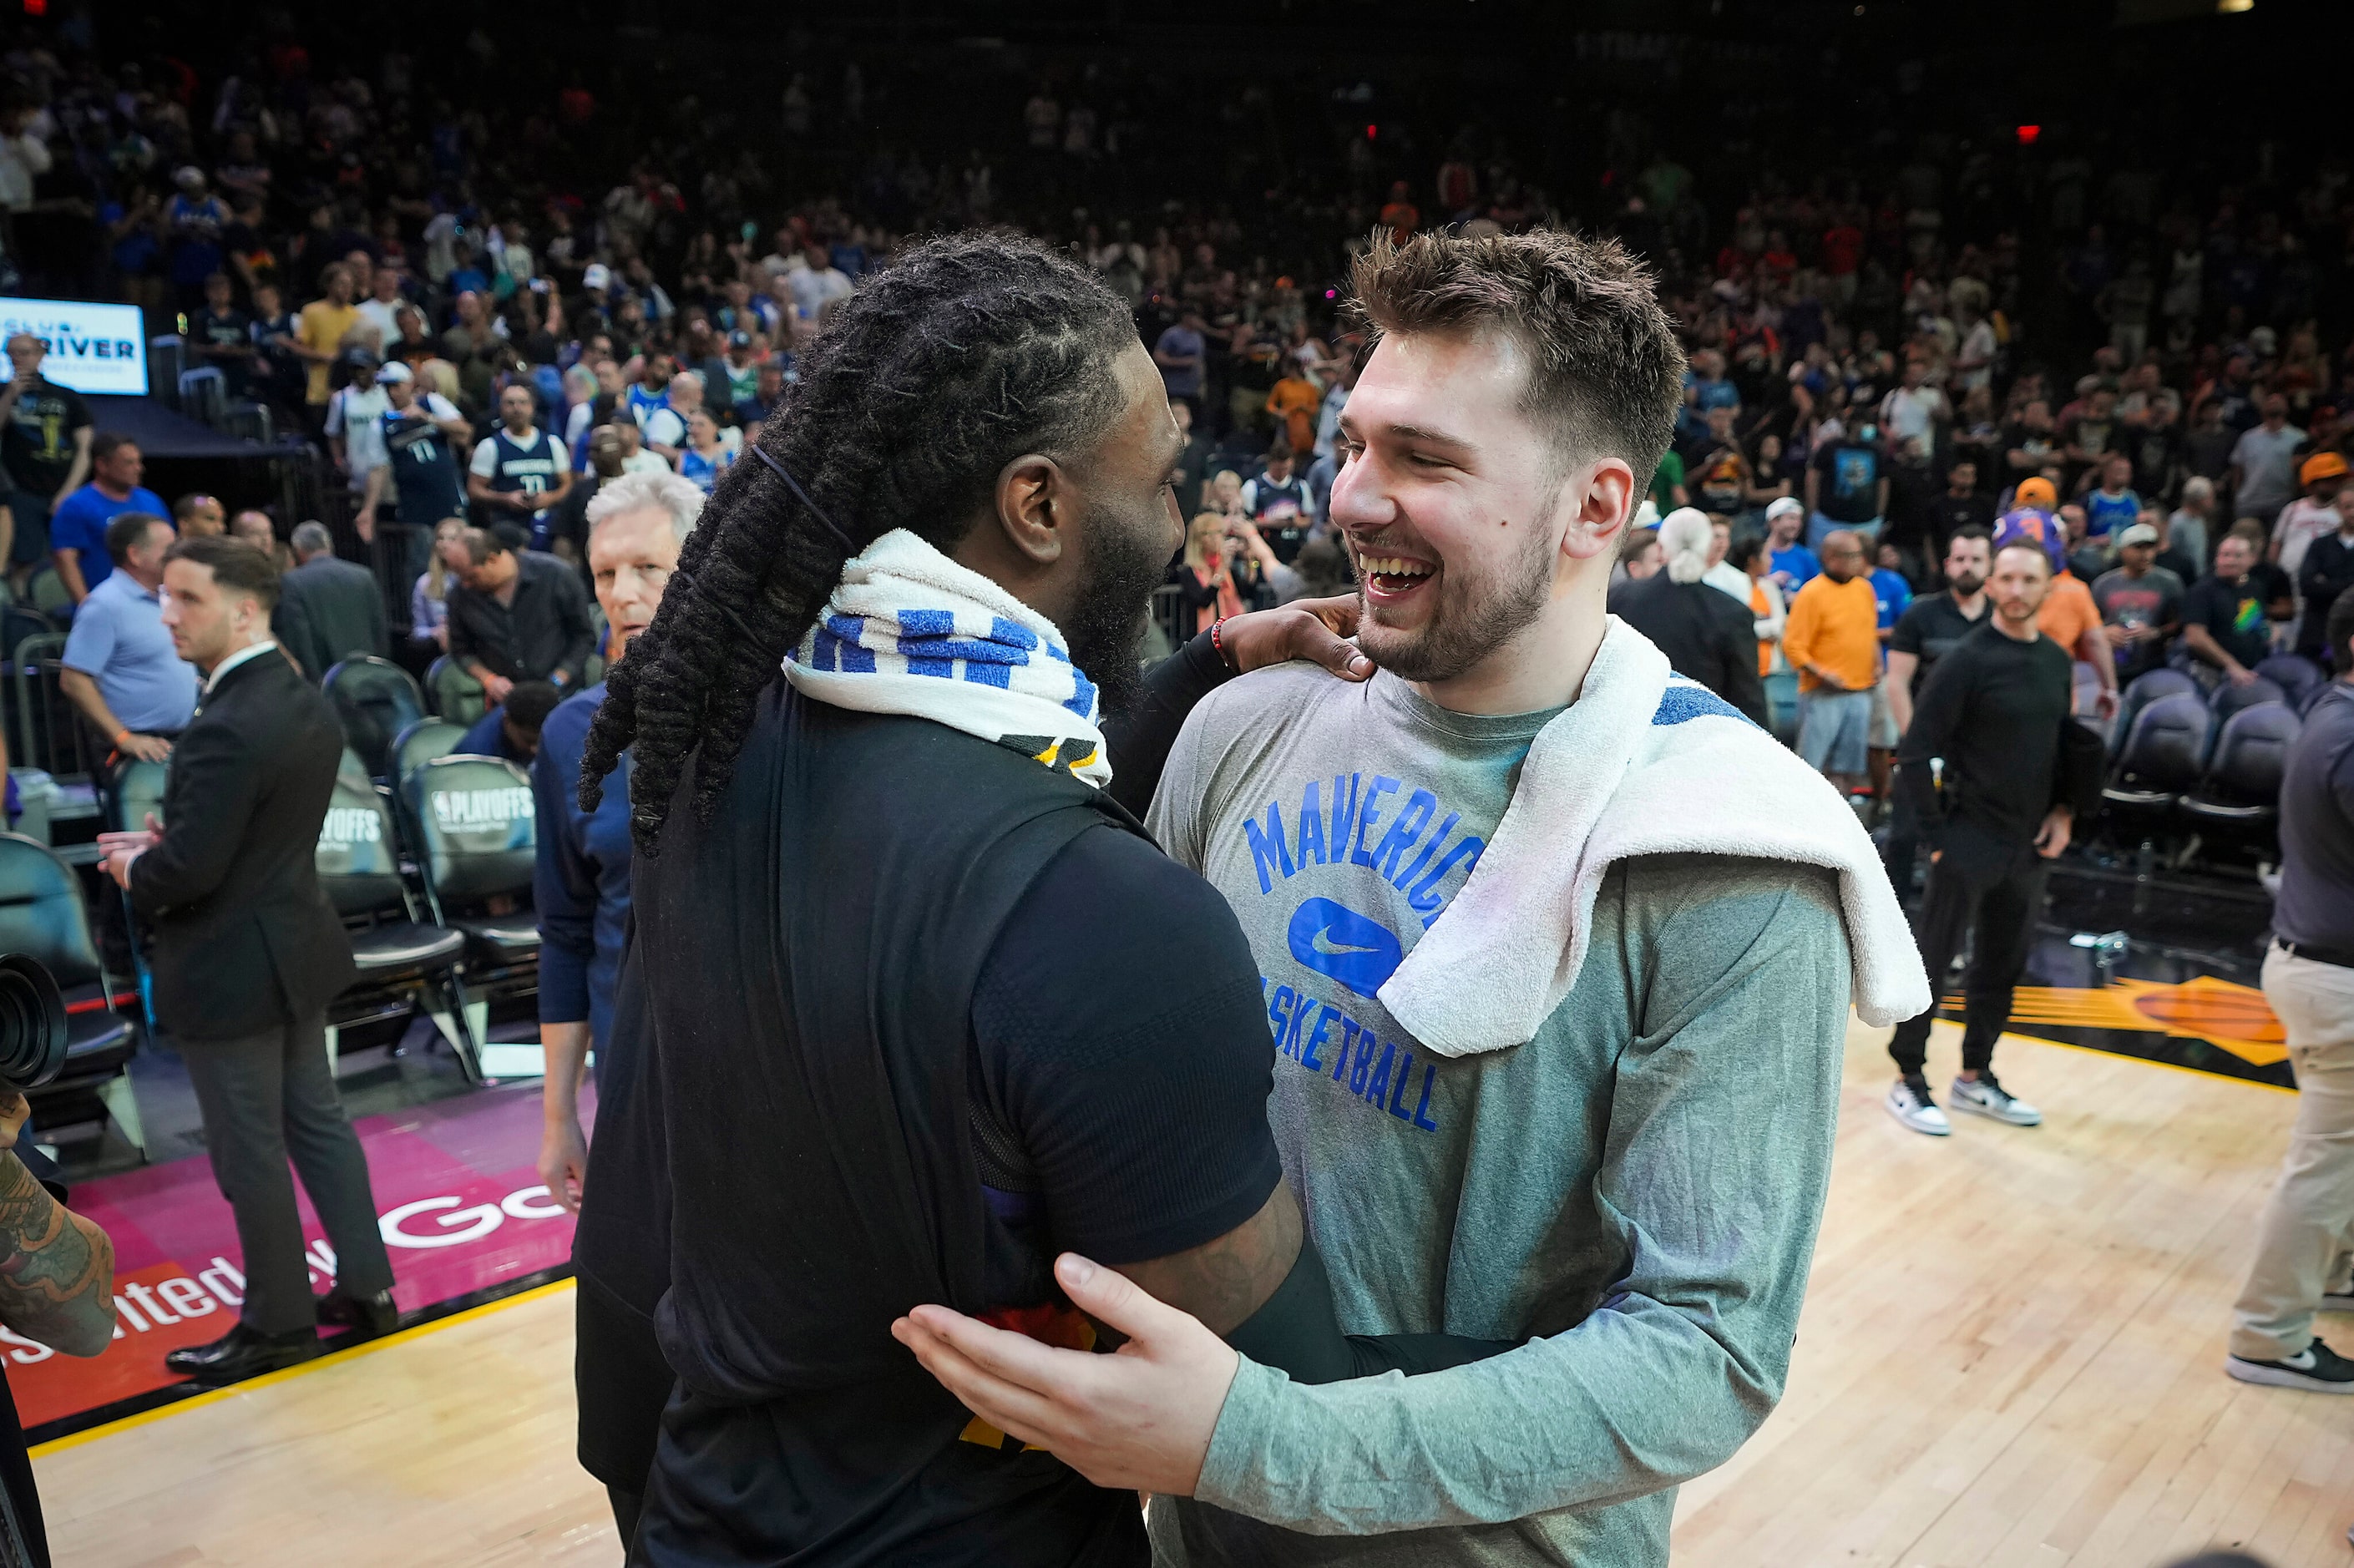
[1288,898,1404,999]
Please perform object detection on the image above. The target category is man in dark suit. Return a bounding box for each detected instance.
[97,535,397,1383]
[273,519,388,680]
[1610,507,1769,726]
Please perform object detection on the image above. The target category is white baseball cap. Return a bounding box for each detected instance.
[1766,496,1805,522]
[582,262,612,291]
[375,361,414,385]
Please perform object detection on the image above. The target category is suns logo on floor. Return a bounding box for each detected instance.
[1942,975,2286,1070]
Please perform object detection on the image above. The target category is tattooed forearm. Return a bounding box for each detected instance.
[1111,1183,1303,1337]
[0,1151,116,1357]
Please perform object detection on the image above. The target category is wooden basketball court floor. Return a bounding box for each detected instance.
[32,1018,2351,1567]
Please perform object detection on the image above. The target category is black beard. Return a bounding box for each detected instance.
[1061,510,1170,722]
[1947,574,1985,595]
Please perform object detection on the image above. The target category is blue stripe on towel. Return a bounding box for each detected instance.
[1652,680,1750,727]
[897,609,955,640]
[815,615,875,673]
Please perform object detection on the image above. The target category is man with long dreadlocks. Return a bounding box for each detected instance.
[575,233,1517,1565]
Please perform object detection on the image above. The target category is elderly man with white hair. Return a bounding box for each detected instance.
[1607,506,1768,725]
[530,465,705,1551]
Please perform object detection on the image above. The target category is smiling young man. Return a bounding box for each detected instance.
[899,230,1920,1565]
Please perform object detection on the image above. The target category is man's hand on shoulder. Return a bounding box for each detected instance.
[1220,595,1373,683]
[895,1252,1236,1496]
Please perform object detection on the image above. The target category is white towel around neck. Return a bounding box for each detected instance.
[1376,617,1931,1056]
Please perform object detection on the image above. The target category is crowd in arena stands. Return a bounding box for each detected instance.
[0,23,2347,809]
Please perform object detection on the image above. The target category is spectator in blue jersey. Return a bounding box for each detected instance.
[634,372,705,468]
[2083,454,2142,544]
[1679,346,1739,443]
[456,679,562,765]
[49,435,170,607]
[1992,474,2069,574]
[677,409,736,494]
[1764,495,1818,599]
[357,362,470,584]
[621,352,672,429]
[1871,539,1915,642]
[468,383,574,549]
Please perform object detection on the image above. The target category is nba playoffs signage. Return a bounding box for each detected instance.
[0,296,149,394]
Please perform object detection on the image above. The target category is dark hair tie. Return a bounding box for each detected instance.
[664,566,772,652]
[751,445,860,554]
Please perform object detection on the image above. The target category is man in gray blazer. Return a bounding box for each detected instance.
[272,519,388,680]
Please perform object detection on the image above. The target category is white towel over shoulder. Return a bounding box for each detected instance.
[1378,617,1931,1056]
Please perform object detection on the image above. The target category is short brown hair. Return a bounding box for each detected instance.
[1349,228,1685,489]
[165,535,283,614]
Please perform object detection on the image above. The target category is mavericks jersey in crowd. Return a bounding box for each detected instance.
[482,426,567,549]
[1248,472,1314,562]
[381,404,467,528]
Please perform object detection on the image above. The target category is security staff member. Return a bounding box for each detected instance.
[2225,591,2354,1393]
[1884,540,2076,1139]
[98,536,397,1383]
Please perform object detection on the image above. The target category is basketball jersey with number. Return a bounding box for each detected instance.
[487,427,565,548]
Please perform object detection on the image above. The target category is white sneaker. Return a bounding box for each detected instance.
[1950,1072,2043,1127]
[1886,1076,1951,1136]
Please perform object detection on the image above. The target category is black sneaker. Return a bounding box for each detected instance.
[2225,1336,2354,1393]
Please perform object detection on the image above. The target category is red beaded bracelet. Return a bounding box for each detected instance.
[1210,615,1238,670]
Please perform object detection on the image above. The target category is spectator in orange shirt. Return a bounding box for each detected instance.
[1782,529,1881,793]
[1266,365,1323,458]
[2036,561,2119,720]
[1379,180,1420,243]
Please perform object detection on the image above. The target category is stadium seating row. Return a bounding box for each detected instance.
[2102,665,2311,854]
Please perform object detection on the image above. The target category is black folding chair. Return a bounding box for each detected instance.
[400,754,541,1080]
[315,747,480,1080]
[323,656,427,781]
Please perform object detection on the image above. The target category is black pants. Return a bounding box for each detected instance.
[575,1274,674,1558]
[1881,792,1925,899]
[179,1011,396,1334]
[1888,826,2050,1076]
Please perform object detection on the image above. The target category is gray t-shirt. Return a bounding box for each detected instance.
[1146,665,1850,1567]
[2230,422,2305,520]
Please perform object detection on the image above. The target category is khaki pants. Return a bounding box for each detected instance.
[2230,946,2354,1361]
